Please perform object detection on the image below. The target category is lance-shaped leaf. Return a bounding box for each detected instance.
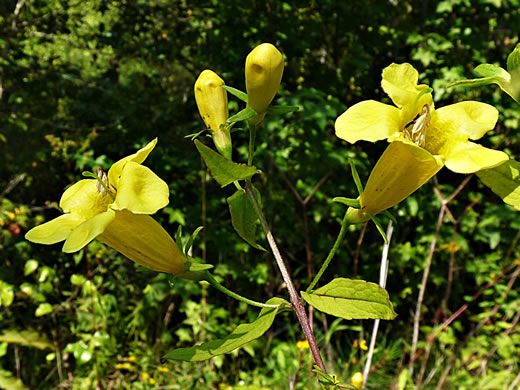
[222,85,248,102]
[226,107,258,125]
[227,188,265,251]
[302,278,397,320]
[477,159,520,210]
[0,329,55,350]
[164,297,289,361]
[195,140,259,187]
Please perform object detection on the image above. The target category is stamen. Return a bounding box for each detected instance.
[403,104,430,147]
[96,168,111,197]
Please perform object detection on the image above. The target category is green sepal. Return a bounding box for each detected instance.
[81,171,97,179]
[332,197,361,208]
[476,159,520,210]
[195,140,260,187]
[227,188,266,251]
[184,129,207,140]
[301,278,397,320]
[370,214,388,244]
[184,226,204,254]
[221,85,248,102]
[267,105,301,115]
[349,159,364,195]
[183,260,214,273]
[227,107,258,125]
[382,210,397,224]
[174,225,183,249]
[164,297,289,361]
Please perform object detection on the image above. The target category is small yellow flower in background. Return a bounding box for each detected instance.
[440,242,461,254]
[127,356,136,362]
[359,340,368,351]
[245,43,284,124]
[336,63,508,223]
[25,139,194,277]
[149,378,156,385]
[141,373,149,381]
[352,372,363,389]
[351,357,358,365]
[353,339,359,348]
[157,366,169,373]
[296,339,310,349]
[115,363,132,370]
[194,70,232,159]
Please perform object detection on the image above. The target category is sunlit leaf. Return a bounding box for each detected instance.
[0,329,54,350]
[477,160,520,210]
[227,188,265,251]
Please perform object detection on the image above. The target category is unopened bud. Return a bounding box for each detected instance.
[245,43,284,124]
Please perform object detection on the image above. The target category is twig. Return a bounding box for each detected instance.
[245,183,327,372]
[362,221,393,389]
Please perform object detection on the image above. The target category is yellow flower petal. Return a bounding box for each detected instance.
[63,209,116,252]
[444,141,509,174]
[435,102,499,141]
[60,180,110,219]
[352,372,363,389]
[335,100,401,144]
[108,138,158,188]
[382,63,433,125]
[361,138,444,215]
[112,162,169,214]
[97,210,187,275]
[25,214,84,244]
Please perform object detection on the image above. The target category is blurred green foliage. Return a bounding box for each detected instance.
[1,0,520,388]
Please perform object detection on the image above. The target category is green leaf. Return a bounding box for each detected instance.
[35,303,53,317]
[349,159,364,195]
[332,197,361,208]
[227,189,265,251]
[0,329,54,350]
[301,278,397,320]
[267,105,301,115]
[506,43,520,74]
[184,260,214,272]
[164,297,289,361]
[195,140,259,187]
[24,259,39,276]
[70,274,86,286]
[0,370,29,390]
[222,85,248,102]
[474,64,510,79]
[227,107,257,124]
[184,226,204,254]
[370,214,388,244]
[0,283,14,307]
[477,160,520,210]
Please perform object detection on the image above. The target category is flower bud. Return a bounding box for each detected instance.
[245,43,284,124]
[194,70,232,158]
[351,372,363,389]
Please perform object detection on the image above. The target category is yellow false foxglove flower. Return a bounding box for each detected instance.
[195,70,232,159]
[245,43,284,124]
[336,63,508,222]
[351,372,363,389]
[25,139,192,277]
[296,339,310,349]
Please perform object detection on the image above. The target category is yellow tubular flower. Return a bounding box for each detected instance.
[25,139,192,277]
[194,70,232,159]
[245,43,284,124]
[351,372,363,389]
[336,63,508,222]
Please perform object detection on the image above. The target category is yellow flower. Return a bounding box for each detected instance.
[351,372,363,389]
[245,43,284,124]
[296,339,310,349]
[25,139,190,276]
[141,373,150,381]
[149,378,156,385]
[194,70,232,159]
[115,363,132,370]
[353,339,359,348]
[359,340,368,351]
[157,366,169,373]
[127,356,136,362]
[336,63,508,222]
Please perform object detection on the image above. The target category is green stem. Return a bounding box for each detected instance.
[202,271,279,309]
[306,211,350,292]
[248,122,256,166]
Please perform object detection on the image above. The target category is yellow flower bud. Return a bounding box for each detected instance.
[245,43,284,124]
[352,372,363,389]
[194,70,232,159]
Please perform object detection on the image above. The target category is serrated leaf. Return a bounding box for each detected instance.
[221,85,248,102]
[195,140,259,187]
[35,303,53,317]
[164,297,288,361]
[302,278,397,320]
[267,105,300,115]
[477,160,520,210]
[227,107,257,124]
[24,259,39,276]
[227,188,265,251]
[0,329,54,350]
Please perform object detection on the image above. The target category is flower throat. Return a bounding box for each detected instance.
[403,104,431,147]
